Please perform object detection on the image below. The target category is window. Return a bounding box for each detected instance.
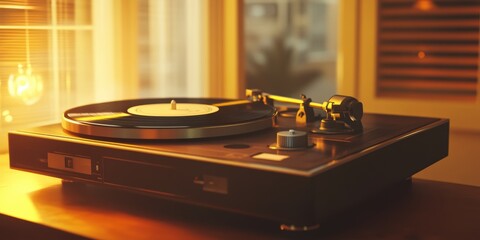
[1,0,234,153]
[142,0,204,98]
[0,0,94,152]
[244,0,338,100]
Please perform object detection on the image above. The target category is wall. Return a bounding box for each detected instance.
[340,0,480,187]
[414,130,480,187]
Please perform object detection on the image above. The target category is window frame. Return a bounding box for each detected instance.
[92,0,139,102]
[203,0,245,98]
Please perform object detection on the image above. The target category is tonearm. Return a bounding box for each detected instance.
[246,89,363,134]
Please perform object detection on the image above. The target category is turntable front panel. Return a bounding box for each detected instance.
[8,113,449,228]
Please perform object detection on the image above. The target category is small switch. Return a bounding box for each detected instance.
[64,157,74,169]
[195,175,229,194]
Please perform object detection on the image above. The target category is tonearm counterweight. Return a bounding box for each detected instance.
[246,89,363,134]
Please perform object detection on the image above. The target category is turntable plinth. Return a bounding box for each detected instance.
[8,113,449,230]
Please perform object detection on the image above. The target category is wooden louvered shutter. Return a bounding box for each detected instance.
[376,0,480,101]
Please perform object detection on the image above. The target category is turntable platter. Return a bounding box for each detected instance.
[62,98,276,140]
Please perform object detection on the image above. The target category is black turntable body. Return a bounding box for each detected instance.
[8,90,449,230]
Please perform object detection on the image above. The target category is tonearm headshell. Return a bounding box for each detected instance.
[246,89,363,134]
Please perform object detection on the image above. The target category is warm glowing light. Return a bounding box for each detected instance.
[0,4,35,10]
[414,0,436,11]
[1,177,58,222]
[213,99,251,107]
[1,195,41,221]
[417,51,426,59]
[7,5,44,105]
[71,112,130,121]
[8,64,44,105]
[313,138,338,157]
[2,110,13,123]
[0,154,60,222]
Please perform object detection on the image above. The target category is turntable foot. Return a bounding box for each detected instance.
[279,223,320,231]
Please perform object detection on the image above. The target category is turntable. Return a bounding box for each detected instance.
[8,89,449,231]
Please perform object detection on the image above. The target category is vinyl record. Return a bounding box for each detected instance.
[62,98,276,139]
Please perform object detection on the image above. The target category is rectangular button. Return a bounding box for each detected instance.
[252,153,289,161]
[203,175,228,194]
[48,153,92,175]
[65,157,74,169]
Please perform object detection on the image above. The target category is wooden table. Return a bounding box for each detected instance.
[1,153,479,239]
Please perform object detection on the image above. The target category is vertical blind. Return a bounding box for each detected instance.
[376,0,480,101]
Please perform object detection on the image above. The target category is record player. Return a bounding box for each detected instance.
[8,89,449,231]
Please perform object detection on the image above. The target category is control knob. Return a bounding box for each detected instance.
[270,129,313,150]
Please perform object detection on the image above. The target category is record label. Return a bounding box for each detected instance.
[127,102,219,117]
[62,98,276,140]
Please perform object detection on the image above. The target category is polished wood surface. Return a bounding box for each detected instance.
[1,153,480,239]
